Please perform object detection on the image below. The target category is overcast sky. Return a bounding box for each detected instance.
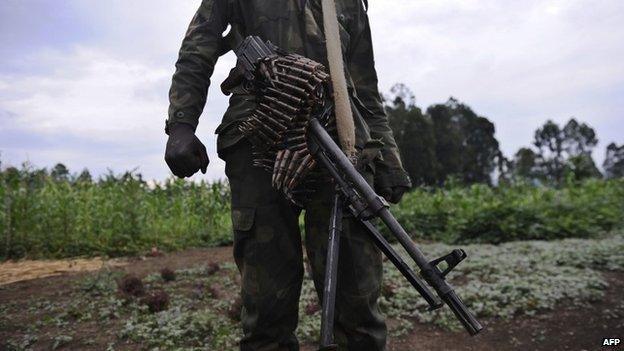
[1,0,623,181]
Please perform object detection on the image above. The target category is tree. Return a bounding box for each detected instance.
[50,163,70,182]
[566,154,601,180]
[389,83,416,107]
[385,84,439,186]
[76,168,93,183]
[604,142,624,178]
[531,118,601,184]
[533,120,564,184]
[562,118,598,157]
[494,151,513,184]
[427,98,500,185]
[427,98,463,183]
[462,115,499,184]
[512,147,539,180]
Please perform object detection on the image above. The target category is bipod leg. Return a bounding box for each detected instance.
[359,219,443,309]
[318,192,342,351]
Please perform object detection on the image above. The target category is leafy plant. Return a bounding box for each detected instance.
[142,290,170,313]
[160,268,176,282]
[1,162,622,259]
[118,275,145,297]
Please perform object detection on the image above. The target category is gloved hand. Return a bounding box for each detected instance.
[374,148,412,204]
[165,122,209,178]
[378,184,409,204]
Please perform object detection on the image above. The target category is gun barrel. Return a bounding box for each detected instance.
[442,290,483,335]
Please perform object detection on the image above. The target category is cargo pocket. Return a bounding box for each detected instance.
[231,206,256,266]
[232,206,255,232]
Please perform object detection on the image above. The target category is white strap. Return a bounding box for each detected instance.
[321,0,357,160]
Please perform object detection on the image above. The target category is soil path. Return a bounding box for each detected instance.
[0,247,233,305]
[1,247,622,351]
[0,257,126,286]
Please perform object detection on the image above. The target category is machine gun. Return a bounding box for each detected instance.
[228,36,483,350]
[306,117,483,348]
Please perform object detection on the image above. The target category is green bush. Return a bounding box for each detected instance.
[391,179,624,243]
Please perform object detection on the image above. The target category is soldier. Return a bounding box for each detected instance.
[164,1,411,350]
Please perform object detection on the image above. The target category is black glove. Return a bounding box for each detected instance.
[378,184,410,204]
[165,123,209,178]
[374,148,412,204]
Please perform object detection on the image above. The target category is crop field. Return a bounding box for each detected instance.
[1,235,622,350]
[2,165,623,260]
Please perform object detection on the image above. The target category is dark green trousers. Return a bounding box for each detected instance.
[221,140,386,351]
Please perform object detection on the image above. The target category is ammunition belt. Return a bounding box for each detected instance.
[236,46,335,206]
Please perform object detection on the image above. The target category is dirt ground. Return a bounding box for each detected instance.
[1,246,622,351]
[384,270,624,351]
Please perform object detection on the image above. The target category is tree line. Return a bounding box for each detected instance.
[385,84,624,187]
[1,83,622,188]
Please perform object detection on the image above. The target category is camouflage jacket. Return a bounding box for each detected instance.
[167,0,411,188]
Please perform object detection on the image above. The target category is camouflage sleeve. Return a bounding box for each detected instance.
[166,0,230,131]
[347,2,411,188]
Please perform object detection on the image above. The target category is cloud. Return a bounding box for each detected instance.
[2,48,168,136]
[0,0,240,181]
[1,0,623,180]
[0,45,234,180]
[368,0,624,163]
